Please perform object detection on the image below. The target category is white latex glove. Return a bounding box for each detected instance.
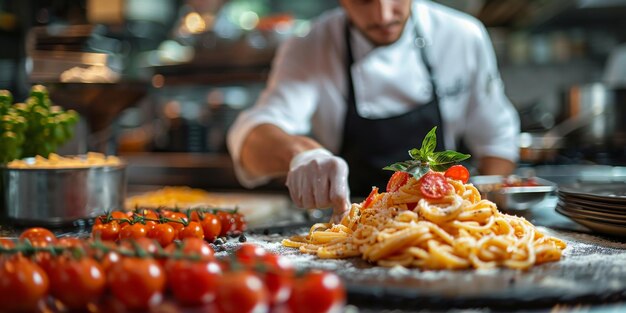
[286,148,350,224]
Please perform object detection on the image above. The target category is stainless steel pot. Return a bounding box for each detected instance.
[518,83,626,163]
[561,83,626,148]
[0,161,126,226]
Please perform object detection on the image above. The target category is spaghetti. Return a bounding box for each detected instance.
[283,173,566,270]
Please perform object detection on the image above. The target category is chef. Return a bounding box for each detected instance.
[227,0,520,221]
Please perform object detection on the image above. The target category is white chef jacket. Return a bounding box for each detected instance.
[227,0,520,188]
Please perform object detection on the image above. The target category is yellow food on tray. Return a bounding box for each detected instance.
[125,186,220,209]
[7,152,122,169]
[283,127,566,270]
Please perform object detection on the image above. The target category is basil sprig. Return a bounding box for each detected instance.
[382,127,470,180]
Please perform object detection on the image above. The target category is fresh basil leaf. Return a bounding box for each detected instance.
[405,163,430,180]
[428,150,471,167]
[383,161,415,172]
[429,163,450,172]
[419,126,438,158]
[408,148,421,160]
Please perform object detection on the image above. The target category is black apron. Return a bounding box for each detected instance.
[339,20,445,197]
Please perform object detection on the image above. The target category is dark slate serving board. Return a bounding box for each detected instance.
[231,226,626,311]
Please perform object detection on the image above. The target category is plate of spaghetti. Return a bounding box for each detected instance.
[283,127,566,270]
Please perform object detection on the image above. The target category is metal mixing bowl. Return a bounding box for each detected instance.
[0,159,126,226]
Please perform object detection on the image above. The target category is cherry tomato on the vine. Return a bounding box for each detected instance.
[178,221,204,240]
[166,259,222,306]
[19,227,57,247]
[236,244,267,267]
[47,256,106,310]
[260,253,294,305]
[0,256,49,312]
[200,213,222,242]
[118,223,149,241]
[108,257,165,310]
[217,211,236,236]
[165,237,214,262]
[148,223,176,247]
[288,271,346,313]
[92,220,120,241]
[233,212,247,233]
[216,271,269,313]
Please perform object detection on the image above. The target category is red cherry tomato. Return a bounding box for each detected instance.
[201,213,222,242]
[111,211,131,227]
[419,172,453,200]
[386,171,410,192]
[233,212,247,233]
[148,223,176,247]
[166,212,188,235]
[217,211,236,236]
[92,220,120,241]
[444,164,470,184]
[120,237,160,256]
[189,209,205,222]
[118,223,149,241]
[216,271,269,313]
[19,227,57,247]
[178,221,204,240]
[166,260,222,306]
[0,256,49,312]
[0,238,15,249]
[47,256,106,310]
[165,237,215,262]
[99,251,122,274]
[236,244,267,267]
[261,253,294,305]
[288,271,346,313]
[362,187,379,209]
[108,257,165,310]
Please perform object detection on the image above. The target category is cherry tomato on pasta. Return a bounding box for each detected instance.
[419,172,453,200]
[444,164,470,184]
[386,171,410,192]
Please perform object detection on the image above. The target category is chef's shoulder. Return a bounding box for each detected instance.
[423,1,490,51]
[274,8,344,68]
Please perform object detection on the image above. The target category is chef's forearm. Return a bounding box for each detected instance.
[478,156,516,176]
[240,124,322,177]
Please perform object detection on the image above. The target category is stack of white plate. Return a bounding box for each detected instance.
[557,182,626,237]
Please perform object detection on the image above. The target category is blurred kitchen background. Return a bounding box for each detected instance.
[1,0,626,191]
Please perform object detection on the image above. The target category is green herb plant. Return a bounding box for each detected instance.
[383,126,471,180]
[0,85,79,163]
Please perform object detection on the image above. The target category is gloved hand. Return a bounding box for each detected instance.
[286,148,350,224]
